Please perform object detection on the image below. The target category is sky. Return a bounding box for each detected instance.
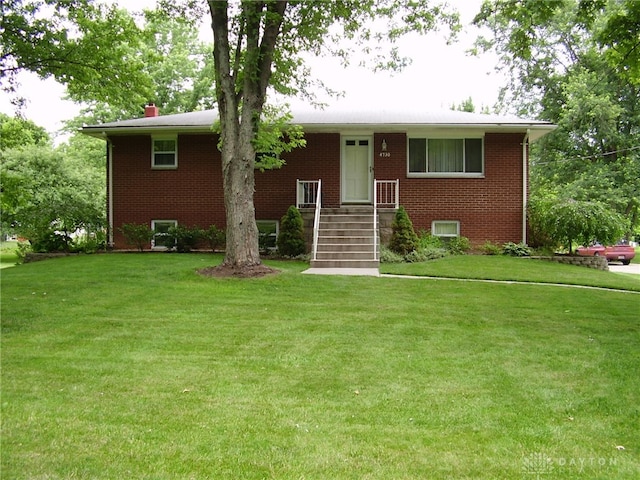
[0,0,503,141]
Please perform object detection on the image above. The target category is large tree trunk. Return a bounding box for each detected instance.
[220,131,261,268]
[208,1,287,274]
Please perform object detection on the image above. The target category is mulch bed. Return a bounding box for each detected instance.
[197,263,279,278]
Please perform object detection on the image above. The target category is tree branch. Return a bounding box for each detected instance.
[208,1,235,122]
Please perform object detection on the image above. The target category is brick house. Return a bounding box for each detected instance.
[82,105,555,266]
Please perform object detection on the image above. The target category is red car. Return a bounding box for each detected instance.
[577,241,636,265]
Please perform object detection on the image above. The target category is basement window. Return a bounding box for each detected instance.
[152,220,177,250]
[257,220,278,252]
[152,137,177,169]
[432,221,460,239]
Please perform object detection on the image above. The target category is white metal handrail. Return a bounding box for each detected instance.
[296,179,320,208]
[375,179,399,209]
[311,179,322,261]
[373,179,378,261]
[373,179,399,261]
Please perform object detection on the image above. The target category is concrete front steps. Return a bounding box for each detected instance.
[310,207,379,269]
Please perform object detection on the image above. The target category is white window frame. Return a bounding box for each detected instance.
[151,220,177,250]
[407,136,484,178]
[432,220,460,238]
[152,136,178,169]
[256,220,279,251]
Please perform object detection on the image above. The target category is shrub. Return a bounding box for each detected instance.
[502,242,532,257]
[72,231,107,254]
[168,225,203,253]
[405,246,447,262]
[416,229,443,249]
[277,206,305,257]
[15,241,32,262]
[257,222,278,254]
[446,236,471,255]
[30,230,72,253]
[481,240,502,255]
[379,245,404,263]
[203,225,225,252]
[389,206,418,255]
[120,223,154,252]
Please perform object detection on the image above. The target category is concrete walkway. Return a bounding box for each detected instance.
[301,267,639,294]
[608,263,640,275]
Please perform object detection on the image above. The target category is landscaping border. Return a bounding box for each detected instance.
[530,255,609,270]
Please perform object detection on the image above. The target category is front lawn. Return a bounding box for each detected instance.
[381,254,640,292]
[1,254,638,479]
[0,240,19,269]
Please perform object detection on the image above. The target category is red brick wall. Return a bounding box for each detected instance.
[110,134,224,248]
[109,131,526,249]
[371,132,526,245]
[255,133,341,218]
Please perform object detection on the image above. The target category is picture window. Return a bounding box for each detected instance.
[408,137,483,176]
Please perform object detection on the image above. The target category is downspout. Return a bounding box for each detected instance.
[106,135,114,248]
[522,129,530,244]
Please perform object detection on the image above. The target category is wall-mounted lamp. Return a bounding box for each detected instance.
[381,139,387,152]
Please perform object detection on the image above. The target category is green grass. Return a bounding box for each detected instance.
[381,254,640,292]
[0,240,19,269]
[2,254,639,479]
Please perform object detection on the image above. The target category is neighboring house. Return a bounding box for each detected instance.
[82,105,555,266]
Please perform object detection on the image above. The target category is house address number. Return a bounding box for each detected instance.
[379,152,391,158]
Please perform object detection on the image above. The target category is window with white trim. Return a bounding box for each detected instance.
[432,221,460,238]
[152,137,177,168]
[151,220,177,249]
[408,137,483,176]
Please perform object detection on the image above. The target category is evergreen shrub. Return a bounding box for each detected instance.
[277,206,305,257]
[389,206,418,255]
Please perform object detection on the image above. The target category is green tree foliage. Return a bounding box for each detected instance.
[451,96,475,113]
[474,0,640,237]
[276,206,305,257]
[0,113,50,149]
[389,206,419,255]
[528,197,625,253]
[142,10,217,115]
[1,145,105,249]
[66,10,219,126]
[1,0,153,109]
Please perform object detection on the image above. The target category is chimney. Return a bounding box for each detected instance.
[144,103,159,117]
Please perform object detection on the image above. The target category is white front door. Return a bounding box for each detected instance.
[342,137,372,203]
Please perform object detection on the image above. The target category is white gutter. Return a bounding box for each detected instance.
[522,129,530,244]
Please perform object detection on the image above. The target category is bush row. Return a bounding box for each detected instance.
[119,206,307,257]
[383,206,532,263]
[120,223,225,252]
